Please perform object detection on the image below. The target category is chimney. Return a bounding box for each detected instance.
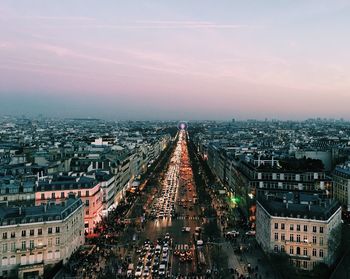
[44,204,47,212]
[308,202,311,211]
[18,207,22,215]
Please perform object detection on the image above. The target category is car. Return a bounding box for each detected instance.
[245,230,256,236]
[181,227,191,232]
[158,264,166,275]
[135,267,143,277]
[163,243,169,251]
[226,230,240,237]
[151,265,159,274]
[143,266,150,277]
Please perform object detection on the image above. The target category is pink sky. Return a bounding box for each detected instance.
[0,1,349,120]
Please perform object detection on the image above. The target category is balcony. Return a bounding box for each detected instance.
[284,240,312,247]
[16,245,47,254]
[289,254,311,260]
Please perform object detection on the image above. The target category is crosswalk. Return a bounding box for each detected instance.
[174,244,190,251]
[176,216,200,220]
[175,276,206,279]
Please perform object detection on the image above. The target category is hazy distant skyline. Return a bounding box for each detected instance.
[1,1,350,120]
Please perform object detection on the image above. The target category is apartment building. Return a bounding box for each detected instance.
[256,192,341,270]
[333,162,350,212]
[35,175,102,234]
[0,196,84,278]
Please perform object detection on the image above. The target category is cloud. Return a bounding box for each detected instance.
[133,20,253,29]
[36,19,258,30]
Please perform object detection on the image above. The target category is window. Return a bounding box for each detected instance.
[320,227,324,233]
[290,224,294,231]
[303,235,308,243]
[303,248,308,256]
[86,210,89,215]
[30,229,34,236]
[319,249,324,258]
[21,230,26,237]
[303,261,308,269]
[274,245,279,252]
[85,191,89,197]
[2,243,8,252]
[290,234,294,242]
[281,245,285,252]
[274,223,278,229]
[290,247,294,254]
[38,229,42,236]
[51,193,56,199]
[37,252,43,262]
[48,227,52,234]
[9,255,16,265]
[313,226,317,233]
[85,199,89,206]
[48,238,52,247]
[55,237,60,245]
[320,237,323,245]
[313,236,317,244]
[297,235,301,243]
[274,233,278,241]
[304,225,308,232]
[281,223,285,230]
[78,191,81,197]
[10,232,15,238]
[2,257,8,266]
[55,227,60,233]
[296,247,301,255]
[29,240,34,249]
[297,225,300,231]
[281,233,285,241]
[41,193,45,200]
[10,242,16,252]
[312,249,317,257]
[61,192,64,198]
[2,232,7,239]
[21,241,26,250]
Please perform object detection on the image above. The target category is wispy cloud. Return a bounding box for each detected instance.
[35,19,258,30]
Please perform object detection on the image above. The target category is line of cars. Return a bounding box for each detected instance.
[131,234,172,278]
[150,134,184,220]
[173,244,193,263]
[224,229,256,240]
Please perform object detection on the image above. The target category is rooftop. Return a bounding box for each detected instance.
[258,192,340,221]
[0,196,83,226]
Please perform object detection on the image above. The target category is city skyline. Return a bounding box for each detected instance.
[1,1,350,120]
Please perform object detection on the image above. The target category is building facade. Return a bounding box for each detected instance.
[256,193,341,271]
[333,163,350,212]
[0,196,84,278]
[35,175,102,234]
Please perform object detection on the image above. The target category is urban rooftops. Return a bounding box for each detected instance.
[0,196,83,226]
[258,192,340,221]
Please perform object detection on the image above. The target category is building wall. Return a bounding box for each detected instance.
[256,202,342,270]
[333,169,350,211]
[0,203,84,277]
[35,184,102,234]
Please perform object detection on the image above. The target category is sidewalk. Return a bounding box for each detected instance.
[221,239,278,279]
